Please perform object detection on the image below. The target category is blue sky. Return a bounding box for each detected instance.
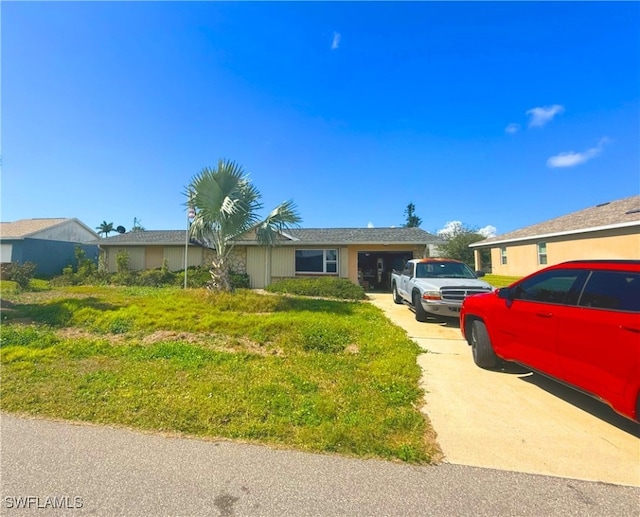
[2,1,639,237]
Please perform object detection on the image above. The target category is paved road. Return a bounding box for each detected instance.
[367,293,640,487]
[2,413,639,517]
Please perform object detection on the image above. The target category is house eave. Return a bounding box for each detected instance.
[234,241,435,246]
[469,220,640,248]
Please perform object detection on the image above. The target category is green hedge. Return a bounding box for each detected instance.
[265,277,366,300]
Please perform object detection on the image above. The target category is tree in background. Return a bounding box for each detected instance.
[186,159,302,291]
[403,202,422,228]
[131,217,145,232]
[436,221,490,269]
[95,221,115,238]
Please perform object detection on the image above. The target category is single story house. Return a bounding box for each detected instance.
[96,227,443,290]
[0,218,99,277]
[470,195,640,277]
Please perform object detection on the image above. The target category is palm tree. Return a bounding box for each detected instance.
[96,221,115,238]
[186,159,301,291]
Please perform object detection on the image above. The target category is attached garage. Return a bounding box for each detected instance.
[357,250,414,291]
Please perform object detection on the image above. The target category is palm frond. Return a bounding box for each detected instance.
[254,200,302,246]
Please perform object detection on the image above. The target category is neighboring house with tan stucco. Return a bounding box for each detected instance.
[96,227,442,290]
[470,195,640,277]
[0,218,99,277]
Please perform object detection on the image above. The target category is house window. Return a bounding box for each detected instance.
[500,247,507,265]
[295,249,338,273]
[538,242,548,265]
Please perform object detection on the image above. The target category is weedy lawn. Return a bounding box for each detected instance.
[0,285,440,463]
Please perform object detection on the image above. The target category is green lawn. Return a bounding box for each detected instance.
[482,274,521,288]
[0,285,440,463]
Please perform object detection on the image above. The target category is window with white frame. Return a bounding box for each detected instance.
[500,247,507,265]
[295,249,338,273]
[538,242,548,265]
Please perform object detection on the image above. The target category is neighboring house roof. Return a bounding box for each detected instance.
[471,195,640,248]
[93,231,195,246]
[0,218,98,240]
[97,227,441,247]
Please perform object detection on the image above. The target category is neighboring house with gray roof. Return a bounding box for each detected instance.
[97,227,443,289]
[0,218,99,277]
[469,195,640,276]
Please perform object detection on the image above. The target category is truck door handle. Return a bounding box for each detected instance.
[620,325,640,333]
[536,312,553,318]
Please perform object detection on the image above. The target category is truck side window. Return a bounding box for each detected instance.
[578,271,640,312]
[403,263,414,277]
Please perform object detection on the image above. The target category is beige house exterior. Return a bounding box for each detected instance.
[97,227,442,290]
[470,195,640,277]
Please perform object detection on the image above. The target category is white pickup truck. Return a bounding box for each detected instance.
[390,258,494,321]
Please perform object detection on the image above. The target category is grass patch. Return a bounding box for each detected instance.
[482,274,521,288]
[0,286,439,463]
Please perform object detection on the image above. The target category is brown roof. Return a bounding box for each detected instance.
[0,218,71,238]
[471,195,640,247]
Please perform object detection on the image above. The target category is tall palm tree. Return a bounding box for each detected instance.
[186,159,301,291]
[96,221,115,238]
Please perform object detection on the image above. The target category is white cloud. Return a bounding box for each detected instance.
[437,221,496,238]
[505,123,520,134]
[478,225,497,238]
[526,104,565,128]
[367,221,374,228]
[547,138,609,168]
[437,221,463,238]
[331,32,341,50]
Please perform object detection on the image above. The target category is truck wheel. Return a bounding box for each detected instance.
[413,291,429,322]
[392,283,402,304]
[470,320,498,369]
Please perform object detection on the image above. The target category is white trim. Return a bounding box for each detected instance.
[470,220,640,248]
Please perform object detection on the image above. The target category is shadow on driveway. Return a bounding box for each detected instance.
[517,371,640,437]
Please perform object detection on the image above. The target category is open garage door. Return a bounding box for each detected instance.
[357,251,413,292]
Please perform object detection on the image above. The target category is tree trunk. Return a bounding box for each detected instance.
[208,256,232,292]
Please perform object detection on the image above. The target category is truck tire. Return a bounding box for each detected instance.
[470,320,499,369]
[413,291,429,322]
[392,283,402,304]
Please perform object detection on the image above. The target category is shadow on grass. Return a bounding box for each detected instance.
[274,296,358,316]
[4,297,121,326]
[518,371,640,437]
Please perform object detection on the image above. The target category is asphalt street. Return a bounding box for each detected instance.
[1,413,639,517]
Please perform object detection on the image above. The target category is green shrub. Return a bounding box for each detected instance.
[137,268,176,287]
[6,262,37,291]
[266,277,366,300]
[230,271,251,289]
[113,251,134,285]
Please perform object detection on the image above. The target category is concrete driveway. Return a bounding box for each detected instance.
[367,293,640,487]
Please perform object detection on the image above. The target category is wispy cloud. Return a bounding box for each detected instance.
[505,123,520,134]
[331,32,341,50]
[367,221,374,228]
[547,138,609,168]
[526,104,565,128]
